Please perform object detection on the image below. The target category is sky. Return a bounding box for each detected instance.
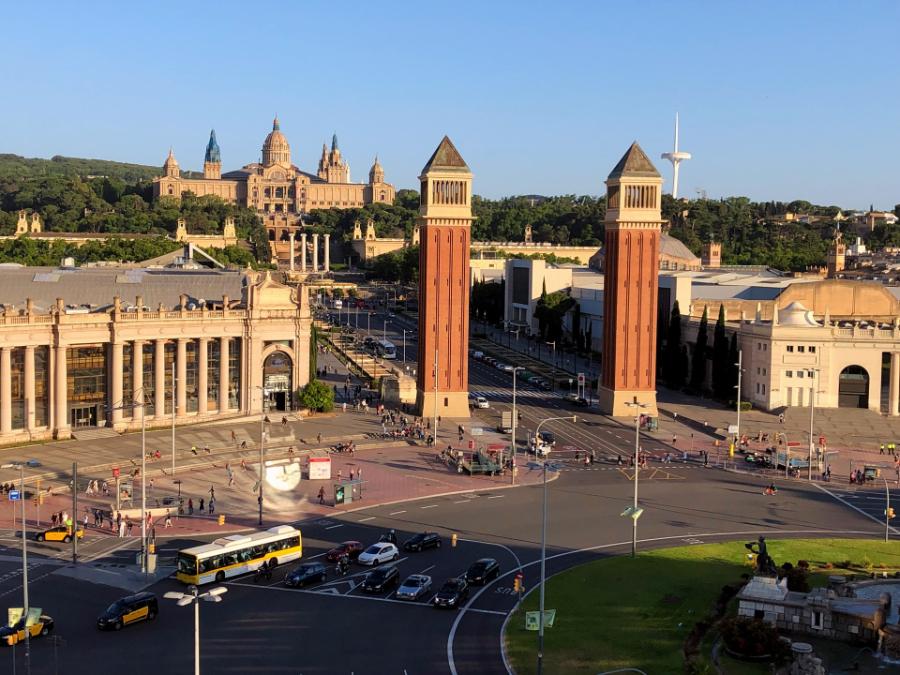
[2,1,898,209]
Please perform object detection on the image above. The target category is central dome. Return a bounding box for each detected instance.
[262,116,291,167]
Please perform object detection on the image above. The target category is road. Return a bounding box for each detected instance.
[0,323,890,674]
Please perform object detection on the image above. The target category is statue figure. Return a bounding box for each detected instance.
[745,536,777,576]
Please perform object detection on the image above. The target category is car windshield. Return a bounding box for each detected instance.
[364,545,382,554]
[105,600,126,614]
[298,564,317,572]
[469,563,486,573]
[443,580,461,590]
[406,577,425,586]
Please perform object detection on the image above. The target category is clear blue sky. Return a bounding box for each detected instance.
[3,1,898,209]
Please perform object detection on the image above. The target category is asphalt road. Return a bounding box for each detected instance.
[0,334,890,675]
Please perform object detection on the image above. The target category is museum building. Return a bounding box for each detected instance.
[0,264,312,445]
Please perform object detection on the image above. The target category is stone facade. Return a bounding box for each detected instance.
[0,266,311,445]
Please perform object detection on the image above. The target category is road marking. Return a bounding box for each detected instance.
[421,504,438,509]
[228,577,429,610]
[307,552,328,559]
[418,564,436,574]
[814,483,900,534]
[389,510,407,516]
[358,516,375,522]
[453,500,469,504]
[465,607,508,616]
[325,524,344,530]
[486,495,504,499]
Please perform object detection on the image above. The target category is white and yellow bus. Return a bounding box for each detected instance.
[176,525,302,585]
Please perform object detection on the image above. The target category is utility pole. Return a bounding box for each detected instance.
[885,478,891,543]
[734,350,743,469]
[432,349,439,444]
[258,412,266,526]
[71,462,77,564]
[171,362,176,478]
[512,367,524,485]
[808,369,818,481]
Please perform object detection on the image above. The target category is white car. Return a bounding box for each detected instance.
[357,542,400,566]
[499,364,514,373]
[471,395,489,409]
[397,574,433,601]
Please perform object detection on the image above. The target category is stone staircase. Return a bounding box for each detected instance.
[71,427,120,441]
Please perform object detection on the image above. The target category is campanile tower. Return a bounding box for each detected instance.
[599,143,664,416]
[416,136,473,419]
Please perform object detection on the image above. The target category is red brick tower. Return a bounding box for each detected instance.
[416,136,473,420]
[599,143,664,416]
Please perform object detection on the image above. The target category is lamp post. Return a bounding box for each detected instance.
[402,330,408,363]
[531,415,574,675]
[545,341,556,390]
[734,350,743,468]
[163,586,227,675]
[511,366,525,484]
[625,398,648,558]
[383,319,391,343]
[6,462,31,673]
[258,405,268,527]
[807,368,820,481]
[885,478,892,543]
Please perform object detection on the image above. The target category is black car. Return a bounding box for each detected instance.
[466,558,500,585]
[284,562,327,587]
[432,578,469,608]
[403,532,442,552]
[97,592,158,631]
[360,565,400,593]
[538,431,556,446]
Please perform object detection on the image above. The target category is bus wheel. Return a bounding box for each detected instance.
[215,571,225,583]
[269,558,278,568]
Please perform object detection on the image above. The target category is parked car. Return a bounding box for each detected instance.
[432,578,469,608]
[284,562,328,587]
[357,542,400,566]
[403,532,442,552]
[97,592,158,631]
[465,558,501,585]
[397,574,432,601]
[471,351,484,360]
[325,541,365,562]
[360,565,400,593]
[563,393,589,406]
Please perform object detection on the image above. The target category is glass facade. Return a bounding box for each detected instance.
[142,343,155,417]
[67,346,107,427]
[228,337,241,409]
[207,339,220,410]
[34,346,48,427]
[164,342,175,414]
[122,343,133,418]
[11,349,24,430]
[186,339,199,413]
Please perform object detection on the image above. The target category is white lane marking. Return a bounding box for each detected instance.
[389,510,407,516]
[358,516,376,522]
[421,504,438,509]
[227,577,426,609]
[453,500,469,504]
[486,495,504,500]
[459,537,523,571]
[325,524,344,530]
[419,564,435,574]
[465,607,508,616]
[447,526,879,675]
[814,483,900,534]
[307,552,328,559]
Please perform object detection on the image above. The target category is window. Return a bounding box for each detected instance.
[756,383,760,394]
[809,346,816,353]
[786,371,793,378]
[811,611,823,630]
[764,344,768,351]
[758,343,762,351]
[798,346,805,353]
[787,345,794,353]
[762,384,766,394]
[797,371,804,378]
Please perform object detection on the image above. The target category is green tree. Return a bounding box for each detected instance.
[664,301,684,388]
[712,304,729,399]
[690,306,709,392]
[298,379,334,413]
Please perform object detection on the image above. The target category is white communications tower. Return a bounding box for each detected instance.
[661,113,691,199]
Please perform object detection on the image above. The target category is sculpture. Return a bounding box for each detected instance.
[745,536,778,576]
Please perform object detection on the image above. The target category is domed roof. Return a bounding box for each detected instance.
[262,117,291,167]
[778,301,821,327]
[163,147,179,168]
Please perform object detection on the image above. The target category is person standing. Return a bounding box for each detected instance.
[164,510,172,528]
[317,486,325,505]
[187,498,194,515]
[199,498,205,513]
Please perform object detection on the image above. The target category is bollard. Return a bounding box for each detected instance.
[218,514,225,526]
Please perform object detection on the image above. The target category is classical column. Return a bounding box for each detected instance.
[324,233,330,272]
[154,339,166,419]
[176,338,187,417]
[891,352,900,417]
[219,336,229,412]
[198,338,208,415]
[288,232,295,272]
[54,344,68,435]
[111,341,124,426]
[133,340,144,424]
[312,233,319,271]
[0,348,11,433]
[24,346,35,431]
[300,233,307,271]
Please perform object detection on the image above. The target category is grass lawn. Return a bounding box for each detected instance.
[504,539,900,674]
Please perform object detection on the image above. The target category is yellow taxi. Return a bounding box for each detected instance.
[35,525,85,543]
[1,614,54,646]
[97,593,158,631]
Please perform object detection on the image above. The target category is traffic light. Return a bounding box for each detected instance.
[513,577,521,593]
[887,507,896,520]
[451,533,458,548]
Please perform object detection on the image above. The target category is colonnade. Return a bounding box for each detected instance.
[288,232,331,273]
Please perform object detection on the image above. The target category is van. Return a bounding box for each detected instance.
[97,592,158,631]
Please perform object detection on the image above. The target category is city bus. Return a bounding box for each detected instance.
[176,525,302,585]
[374,339,397,360]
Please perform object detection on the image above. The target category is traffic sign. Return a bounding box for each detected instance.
[577,373,585,384]
[727,425,739,435]
[620,506,644,520]
[112,467,120,478]
[8,490,20,501]
[471,427,484,436]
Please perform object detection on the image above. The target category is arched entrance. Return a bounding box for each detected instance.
[838,365,869,408]
[263,351,293,411]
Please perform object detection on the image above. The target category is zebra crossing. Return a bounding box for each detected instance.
[471,388,553,403]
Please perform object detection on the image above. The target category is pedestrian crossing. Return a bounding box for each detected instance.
[472,389,552,402]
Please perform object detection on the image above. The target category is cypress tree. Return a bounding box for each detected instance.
[712,304,728,399]
[690,306,709,391]
[680,344,690,388]
[664,301,683,388]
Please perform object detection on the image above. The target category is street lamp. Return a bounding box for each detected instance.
[511,366,525,484]
[532,415,576,675]
[383,318,391,343]
[402,329,408,363]
[885,478,892,543]
[807,368,820,480]
[734,350,744,468]
[3,461,31,671]
[259,408,269,526]
[624,398,648,558]
[163,586,227,675]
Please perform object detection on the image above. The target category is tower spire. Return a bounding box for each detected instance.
[331,133,339,152]
[661,113,692,199]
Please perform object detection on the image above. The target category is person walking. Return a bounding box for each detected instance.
[317,486,325,504]
[881,443,886,455]
[118,516,126,538]
[209,486,216,500]
[164,510,172,528]
[187,498,194,515]
[199,498,205,513]
[208,498,215,515]
[126,516,134,537]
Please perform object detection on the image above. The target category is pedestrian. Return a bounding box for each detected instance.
[199,498,205,513]
[126,517,134,537]
[317,433,322,444]
[83,510,89,529]
[318,486,325,504]
[349,469,354,481]
[342,402,347,413]
[282,416,288,426]
[51,512,58,527]
[778,413,784,424]
[231,430,237,444]
[209,486,216,500]
[337,470,342,481]
[672,433,677,446]
[356,467,362,481]
[164,510,172,528]
[118,517,126,538]
[149,478,154,491]
[209,498,215,515]
[881,443,886,455]
[188,498,194,515]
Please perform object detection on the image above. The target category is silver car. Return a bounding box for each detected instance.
[396,573,432,601]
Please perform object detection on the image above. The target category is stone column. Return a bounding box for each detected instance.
[24,346,35,431]
[324,233,330,272]
[176,338,187,417]
[198,338,208,415]
[891,352,900,417]
[0,348,12,433]
[219,336,229,412]
[300,233,307,271]
[110,342,124,426]
[312,233,320,271]
[54,344,68,435]
[288,232,295,272]
[133,340,144,424]
[154,339,166,419]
